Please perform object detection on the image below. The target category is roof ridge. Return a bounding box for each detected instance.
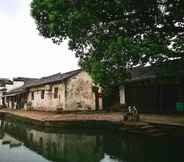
[41,73,61,79]
[60,69,81,76]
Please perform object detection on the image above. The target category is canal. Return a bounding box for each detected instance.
[0,119,183,162]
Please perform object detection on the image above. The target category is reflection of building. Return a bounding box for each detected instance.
[26,130,104,162]
[3,70,103,111]
[2,120,184,162]
[1,133,22,148]
[3,120,104,162]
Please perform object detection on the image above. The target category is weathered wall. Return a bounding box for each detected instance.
[25,71,96,111]
[27,83,65,111]
[0,91,3,105]
[65,71,96,111]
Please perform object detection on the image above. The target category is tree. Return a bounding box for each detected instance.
[31,0,184,88]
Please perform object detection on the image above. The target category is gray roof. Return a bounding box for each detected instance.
[13,77,38,82]
[5,69,82,96]
[0,78,13,85]
[125,59,184,83]
[24,69,82,88]
[0,88,7,92]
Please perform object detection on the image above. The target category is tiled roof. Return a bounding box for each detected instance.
[13,77,38,82]
[5,69,82,96]
[0,78,13,85]
[24,69,82,88]
[125,59,184,83]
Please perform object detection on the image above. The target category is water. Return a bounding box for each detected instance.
[0,119,183,162]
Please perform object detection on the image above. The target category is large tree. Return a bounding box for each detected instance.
[31,0,184,88]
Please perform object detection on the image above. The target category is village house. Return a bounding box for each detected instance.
[3,69,103,111]
[120,60,184,114]
[0,78,13,107]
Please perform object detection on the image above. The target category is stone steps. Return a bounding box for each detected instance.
[126,124,168,136]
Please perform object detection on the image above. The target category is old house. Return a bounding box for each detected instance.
[4,77,38,109]
[4,70,102,111]
[120,60,184,113]
[0,78,13,107]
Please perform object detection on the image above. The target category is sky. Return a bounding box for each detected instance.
[0,0,79,79]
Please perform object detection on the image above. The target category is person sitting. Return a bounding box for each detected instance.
[123,106,133,121]
[123,105,140,121]
[132,106,139,121]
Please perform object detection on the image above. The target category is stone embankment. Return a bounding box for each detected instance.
[0,109,184,136]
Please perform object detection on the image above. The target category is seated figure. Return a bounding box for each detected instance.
[123,105,139,121]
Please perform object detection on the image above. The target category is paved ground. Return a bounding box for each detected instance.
[141,114,184,126]
[0,109,123,122]
[0,109,184,127]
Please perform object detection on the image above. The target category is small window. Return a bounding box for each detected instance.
[41,90,45,99]
[54,87,58,98]
[31,92,34,100]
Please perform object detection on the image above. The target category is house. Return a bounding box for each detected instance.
[0,78,13,107]
[4,69,103,111]
[120,60,184,113]
[4,77,38,109]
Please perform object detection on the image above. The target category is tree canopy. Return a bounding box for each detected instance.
[31,0,184,87]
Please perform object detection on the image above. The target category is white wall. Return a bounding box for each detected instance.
[27,71,96,111]
[119,85,126,105]
[6,81,24,92]
[0,91,3,105]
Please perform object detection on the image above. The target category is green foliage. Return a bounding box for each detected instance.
[31,0,184,88]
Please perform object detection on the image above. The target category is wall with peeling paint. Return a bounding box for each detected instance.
[27,71,96,111]
[65,71,96,111]
[27,83,65,111]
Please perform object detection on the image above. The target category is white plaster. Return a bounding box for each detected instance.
[119,85,126,104]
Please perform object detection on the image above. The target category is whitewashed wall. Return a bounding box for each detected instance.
[27,83,65,111]
[27,71,96,111]
[119,85,126,105]
[6,81,24,92]
[0,91,3,105]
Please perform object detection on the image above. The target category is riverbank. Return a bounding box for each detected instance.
[0,109,184,136]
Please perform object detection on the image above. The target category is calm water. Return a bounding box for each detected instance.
[0,119,183,162]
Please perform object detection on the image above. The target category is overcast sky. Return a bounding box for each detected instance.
[0,0,79,79]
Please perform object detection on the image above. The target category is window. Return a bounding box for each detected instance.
[54,87,58,98]
[31,92,34,100]
[41,90,45,99]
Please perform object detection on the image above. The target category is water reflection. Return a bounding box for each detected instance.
[0,119,184,162]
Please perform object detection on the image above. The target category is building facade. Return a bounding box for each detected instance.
[120,60,184,113]
[4,70,102,111]
[0,79,13,107]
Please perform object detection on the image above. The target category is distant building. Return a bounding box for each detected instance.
[0,78,13,106]
[120,60,184,113]
[3,70,103,111]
